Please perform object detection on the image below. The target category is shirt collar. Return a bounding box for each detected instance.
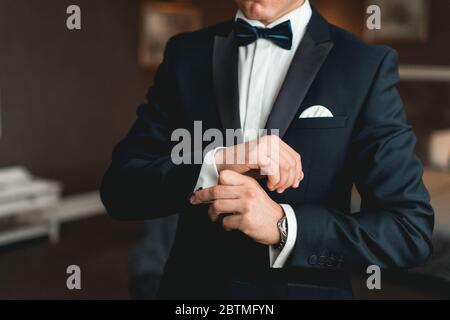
[235,0,312,38]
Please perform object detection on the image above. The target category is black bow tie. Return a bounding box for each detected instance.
[234,18,293,50]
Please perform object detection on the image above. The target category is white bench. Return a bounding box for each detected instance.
[0,166,62,246]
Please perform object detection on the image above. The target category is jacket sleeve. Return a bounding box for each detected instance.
[288,49,434,271]
[100,37,202,221]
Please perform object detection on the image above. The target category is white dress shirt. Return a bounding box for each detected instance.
[194,0,312,268]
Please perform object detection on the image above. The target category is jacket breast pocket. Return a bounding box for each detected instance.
[290,116,348,130]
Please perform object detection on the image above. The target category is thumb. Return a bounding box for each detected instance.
[218,170,252,186]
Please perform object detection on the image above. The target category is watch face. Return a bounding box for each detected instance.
[279,216,288,233]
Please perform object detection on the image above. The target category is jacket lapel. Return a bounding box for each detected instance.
[265,9,334,137]
[213,30,241,135]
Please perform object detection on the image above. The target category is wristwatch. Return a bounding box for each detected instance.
[276,215,288,250]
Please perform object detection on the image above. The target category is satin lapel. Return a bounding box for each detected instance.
[213,31,241,135]
[265,15,334,138]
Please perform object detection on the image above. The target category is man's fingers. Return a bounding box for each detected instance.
[191,185,241,204]
[208,205,225,223]
[294,154,303,188]
[283,147,297,191]
[283,140,302,189]
[249,136,281,190]
[273,150,293,192]
[278,138,298,159]
[276,138,303,188]
[260,136,302,192]
[263,158,281,191]
[288,150,300,190]
[282,142,302,186]
[208,199,243,222]
[222,214,242,231]
[218,169,252,186]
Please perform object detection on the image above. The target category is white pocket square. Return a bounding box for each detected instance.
[299,105,333,118]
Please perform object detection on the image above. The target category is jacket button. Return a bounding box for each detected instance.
[318,255,327,266]
[327,256,335,267]
[308,254,318,265]
[336,256,344,268]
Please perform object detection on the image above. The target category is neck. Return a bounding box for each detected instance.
[260,0,305,25]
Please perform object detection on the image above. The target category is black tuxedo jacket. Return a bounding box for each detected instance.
[101,9,434,299]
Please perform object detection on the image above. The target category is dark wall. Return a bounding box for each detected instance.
[0,0,447,195]
[0,0,151,194]
[312,0,450,65]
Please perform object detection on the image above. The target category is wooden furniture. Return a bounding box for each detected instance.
[0,167,62,246]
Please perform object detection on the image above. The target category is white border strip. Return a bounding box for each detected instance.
[400,65,450,82]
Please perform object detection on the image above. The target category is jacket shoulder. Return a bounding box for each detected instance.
[328,24,396,64]
[166,20,234,50]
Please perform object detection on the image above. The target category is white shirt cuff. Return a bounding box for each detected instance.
[269,204,298,268]
[193,147,226,191]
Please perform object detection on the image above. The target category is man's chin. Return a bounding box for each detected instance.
[240,3,272,21]
[242,11,272,23]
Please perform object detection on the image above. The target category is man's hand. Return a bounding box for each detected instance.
[190,170,284,246]
[215,135,303,193]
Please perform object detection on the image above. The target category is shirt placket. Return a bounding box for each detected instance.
[243,39,272,142]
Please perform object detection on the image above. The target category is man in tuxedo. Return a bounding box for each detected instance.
[101,0,434,299]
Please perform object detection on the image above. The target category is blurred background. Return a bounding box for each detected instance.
[0,0,449,299]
